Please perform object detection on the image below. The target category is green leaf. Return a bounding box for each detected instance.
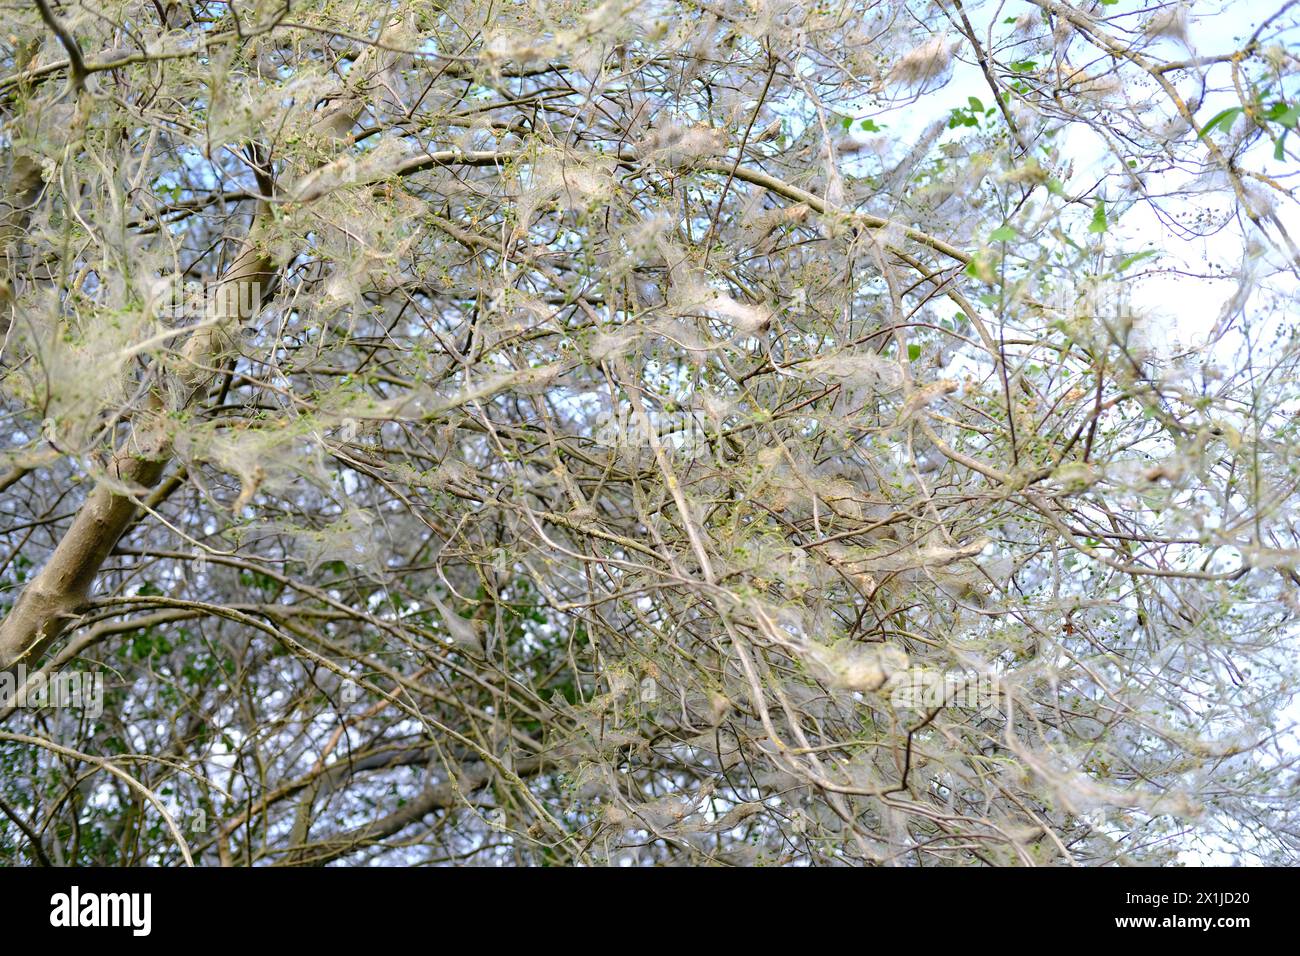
[948,106,981,129]
[907,344,922,362]
[859,119,882,133]
[1115,249,1157,272]
[968,96,985,113]
[989,225,1018,242]
[1088,201,1108,234]
[1198,107,1242,139]
[1263,102,1299,128]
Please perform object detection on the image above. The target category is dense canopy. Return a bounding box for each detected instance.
[1,0,1299,865]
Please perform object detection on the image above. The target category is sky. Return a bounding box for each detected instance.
[829,0,1299,357]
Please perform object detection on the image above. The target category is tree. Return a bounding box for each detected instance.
[0,0,1298,866]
